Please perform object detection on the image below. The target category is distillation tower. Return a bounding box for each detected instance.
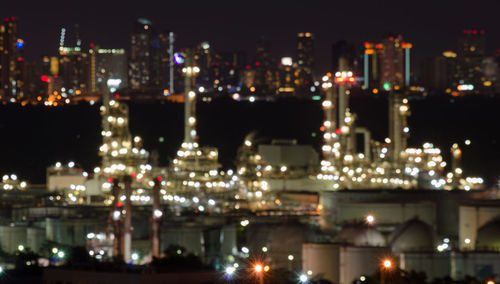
[167,48,231,213]
[97,77,151,262]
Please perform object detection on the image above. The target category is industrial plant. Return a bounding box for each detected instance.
[0,44,498,284]
[0,11,500,283]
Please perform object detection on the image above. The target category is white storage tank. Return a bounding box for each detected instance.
[0,225,27,253]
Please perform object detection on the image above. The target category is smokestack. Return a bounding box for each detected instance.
[183,48,199,144]
[337,57,349,129]
[389,89,409,167]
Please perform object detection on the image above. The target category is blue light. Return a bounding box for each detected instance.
[174,53,184,64]
[16,41,24,50]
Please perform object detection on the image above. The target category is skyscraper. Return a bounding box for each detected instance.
[379,34,406,89]
[58,25,90,95]
[420,51,456,92]
[129,18,155,90]
[454,29,487,93]
[251,36,278,96]
[295,32,314,96]
[363,34,412,91]
[128,18,171,93]
[0,17,24,102]
[458,29,485,57]
[278,57,295,94]
[89,46,127,93]
[297,32,314,70]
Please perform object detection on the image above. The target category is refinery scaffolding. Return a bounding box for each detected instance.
[166,47,232,214]
[315,62,483,191]
[96,75,152,262]
[234,136,276,212]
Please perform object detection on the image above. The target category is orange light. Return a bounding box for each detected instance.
[264,265,270,272]
[487,281,495,284]
[336,77,344,83]
[383,259,392,269]
[254,264,263,272]
[366,215,375,224]
[402,42,413,49]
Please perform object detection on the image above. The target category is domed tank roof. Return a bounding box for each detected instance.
[476,219,500,251]
[390,218,434,252]
[335,225,386,247]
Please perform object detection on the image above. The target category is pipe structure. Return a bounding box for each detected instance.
[322,85,337,166]
[355,127,372,162]
[345,111,357,158]
[389,89,410,168]
[337,57,349,130]
[123,175,133,263]
[151,178,162,258]
[110,179,123,258]
[451,143,462,188]
[169,32,175,95]
[333,57,355,168]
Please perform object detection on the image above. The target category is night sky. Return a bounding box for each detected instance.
[3,0,500,72]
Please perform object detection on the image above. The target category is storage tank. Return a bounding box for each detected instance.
[0,226,27,253]
[27,227,46,254]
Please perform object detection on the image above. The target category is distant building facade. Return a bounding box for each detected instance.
[128,18,171,93]
[0,17,25,101]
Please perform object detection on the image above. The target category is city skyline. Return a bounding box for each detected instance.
[3,0,500,73]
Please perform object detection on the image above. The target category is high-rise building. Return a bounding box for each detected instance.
[420,51,456,92]
[89,46,127,93]
[297,32,314,70]
[453,30,487,93]
[379,34,410,89]
[458,29,485,57]
[129,18,155,90]
[57,25,90,95]
[295,32,314,96]
[251,36,278,96]
[157,31,171,91]
[128,18,171,93]
[0,17,25,102]
[58,47,89,95]
[210,50,245,93]
[278,57,295,94]
[363,34,412,91]
[195,41,213,91]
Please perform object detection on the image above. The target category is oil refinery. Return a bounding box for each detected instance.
[0,53,497,284]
